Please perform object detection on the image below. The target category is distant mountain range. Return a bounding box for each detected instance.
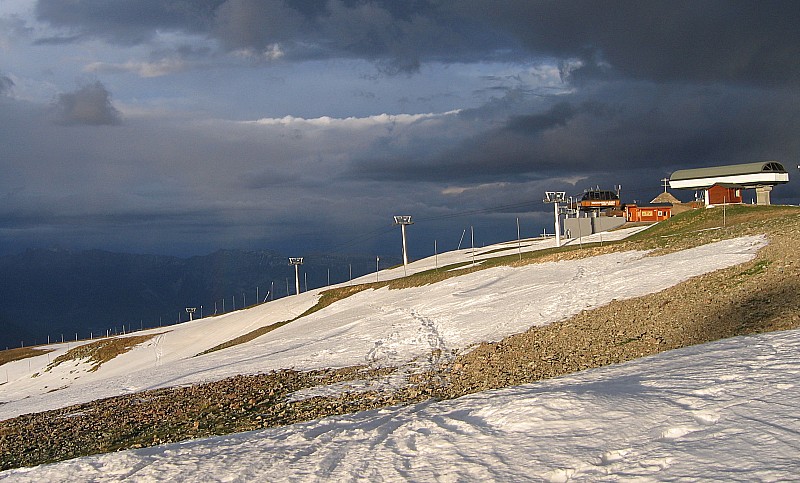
[0,248,397,350]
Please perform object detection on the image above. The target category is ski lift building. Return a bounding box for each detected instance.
[669,161,789,206]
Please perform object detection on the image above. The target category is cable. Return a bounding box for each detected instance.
[313,198,551,256]
[414,199,545,223]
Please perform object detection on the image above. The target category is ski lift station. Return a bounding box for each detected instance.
[669,161,789,206]
[561,160,790,239]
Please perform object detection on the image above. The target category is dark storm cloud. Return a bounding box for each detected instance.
[33,0,503,72]
[33,33,86,45]
[51,81,122,125]
[0,94,441,256]
[505,102,581,133]
[0,13,33,42]
[457,0,800,86]
[0,73,13,96]
[10,0,800,259]
[350,82,800,187]
[33,1,800,83]
[35,0,223,44]
[209,0,502,72]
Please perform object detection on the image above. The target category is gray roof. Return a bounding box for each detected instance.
[670,161,786,181]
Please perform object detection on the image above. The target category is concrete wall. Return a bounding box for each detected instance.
[563,216,626,238]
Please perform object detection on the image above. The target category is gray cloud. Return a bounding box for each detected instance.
[212,0,306,51]
[51,81,121,125]
[32,1,800,83]
[5,1,798,258]
[505,102,581,134]
[456,0,800,87]
[1,76,797,259]
[349,81,800,190]
[0,13,33,45]
[33,0,503,72]
[0,73,13,96]
[35,0,222,45]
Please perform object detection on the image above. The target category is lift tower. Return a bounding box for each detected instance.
[288,258,304,295]
[544,191,567,248]
[393,215,413,274]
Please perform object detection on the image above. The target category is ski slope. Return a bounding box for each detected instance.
[3,326,799,481]
[3,228,797,481]
[0,229,763,420]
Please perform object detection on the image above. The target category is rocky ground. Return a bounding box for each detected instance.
[2,206,799,471]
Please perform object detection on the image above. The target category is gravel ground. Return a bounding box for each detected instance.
[2,206,798,470]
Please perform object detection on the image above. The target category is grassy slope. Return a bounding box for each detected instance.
[0,348,54,368]
[44,333,167,373]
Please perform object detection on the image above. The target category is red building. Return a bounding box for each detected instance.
[706,184,742,205]
[625,204,672,222]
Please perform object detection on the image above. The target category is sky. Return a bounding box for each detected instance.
[1,1,799,258]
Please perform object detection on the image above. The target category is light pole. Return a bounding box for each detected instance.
[289,258,304,295]
[393,215,413,275]
[544,191,567,248]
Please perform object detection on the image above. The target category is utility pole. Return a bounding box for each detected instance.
[289,258,304,295]
[544,191,567,248]
[471,226,475,266]
[393,215,413,275]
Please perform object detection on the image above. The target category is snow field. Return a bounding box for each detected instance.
[0,235,766,421]
[3,328,799,481]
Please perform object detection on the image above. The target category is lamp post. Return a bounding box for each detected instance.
[288,258,304,295]
[393,215,413,275]
[544,191,567,248]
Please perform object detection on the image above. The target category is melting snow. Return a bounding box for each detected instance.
[3,329,799,481]
[2,231,794,481]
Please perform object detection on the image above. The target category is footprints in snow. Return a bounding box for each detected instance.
[365,309,447,368]
[152,334,164,367]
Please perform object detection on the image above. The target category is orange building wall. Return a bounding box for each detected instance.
[625,205,672,222]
